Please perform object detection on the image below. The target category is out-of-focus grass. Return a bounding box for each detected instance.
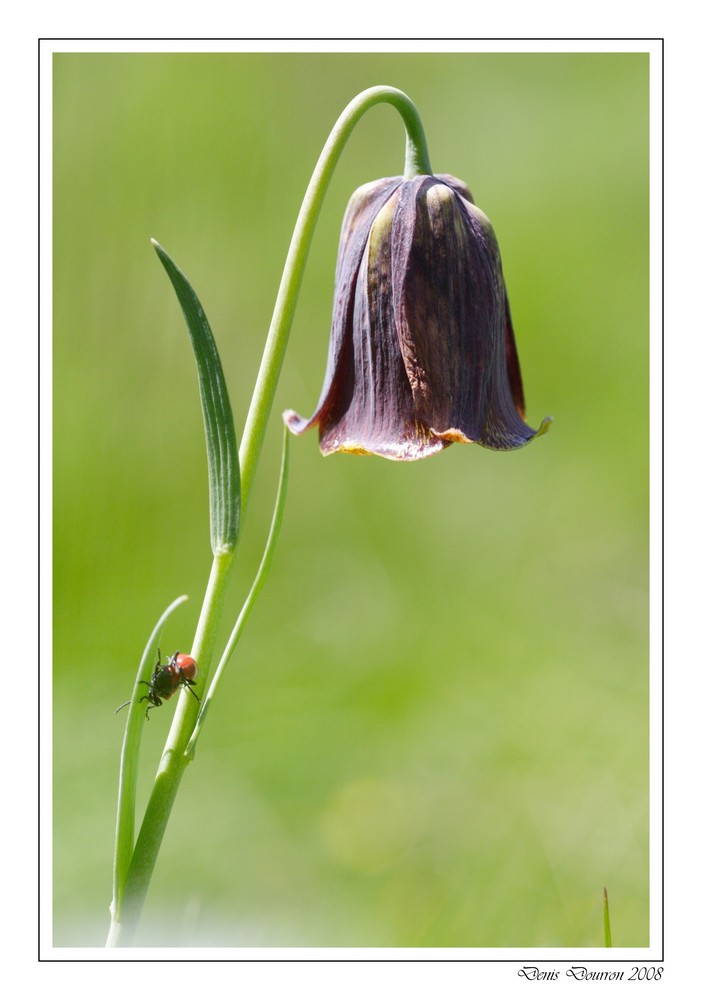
[53,51,649,947]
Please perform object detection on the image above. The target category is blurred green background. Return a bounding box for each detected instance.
[53,52,649,947]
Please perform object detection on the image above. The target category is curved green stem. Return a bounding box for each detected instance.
[107,86,431,947]
[237,86,431,517]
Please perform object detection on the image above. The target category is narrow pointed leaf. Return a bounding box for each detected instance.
[152,239,240,553]
[186,427,290,758]
[111,593,188,919]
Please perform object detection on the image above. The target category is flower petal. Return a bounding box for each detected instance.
[395,178,540,450]
[284,177,402,438]
[317,196,448,460]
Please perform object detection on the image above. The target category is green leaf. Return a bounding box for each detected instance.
[110,593,189,921]
[152,239,240,553]
[185,426,291,758]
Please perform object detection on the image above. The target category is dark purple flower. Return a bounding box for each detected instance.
[284,173,550,460]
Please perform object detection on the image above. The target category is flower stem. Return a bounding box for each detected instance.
[107,86,431,946]
[237,86,431,518]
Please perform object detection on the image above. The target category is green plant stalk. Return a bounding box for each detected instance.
[107,86,431,947]
[107,553,232,946]
[237,85,431,518]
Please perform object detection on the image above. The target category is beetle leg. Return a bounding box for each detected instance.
[184,682,201,704]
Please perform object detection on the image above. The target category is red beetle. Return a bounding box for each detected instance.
[115,649,200,719]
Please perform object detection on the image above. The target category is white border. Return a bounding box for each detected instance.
[44,37,657,55]
[35,36,663,983]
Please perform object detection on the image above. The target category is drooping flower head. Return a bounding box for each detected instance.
[284,173,550,460]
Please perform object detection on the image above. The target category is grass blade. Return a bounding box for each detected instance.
[603,886,612,947]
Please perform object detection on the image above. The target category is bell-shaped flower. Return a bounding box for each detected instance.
[284,173,550,460]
